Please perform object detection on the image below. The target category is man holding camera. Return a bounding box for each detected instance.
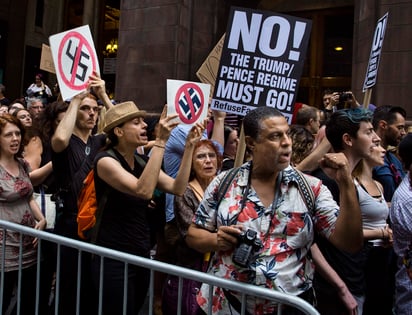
[186,106,363,315]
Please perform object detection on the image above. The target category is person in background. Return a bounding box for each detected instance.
[8,101,25,115]
[295,105,321,136]
[187,106,363,315]
[12,108,32,128]
[26,97,45,119]
[288,124,315,167]
[372,105,407,202]
[162,139,222,315]
[221,125,239,171]
[0,103,8,115]
[389,133,412,315]
[0,114,47,314]
[26,73,52,105]
[159,109,224,314]
[92,103,205,314]
[0,83,10,106]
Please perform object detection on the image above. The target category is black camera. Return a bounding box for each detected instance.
[339,92,352,103]
[232,229,263,268]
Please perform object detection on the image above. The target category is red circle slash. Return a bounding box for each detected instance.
[174,83,205,124]
[57,31,97,90]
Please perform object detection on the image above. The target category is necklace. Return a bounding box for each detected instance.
[356,178,383,203]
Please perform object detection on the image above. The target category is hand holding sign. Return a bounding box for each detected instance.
[49,25,100,101]
[167,79,211,125]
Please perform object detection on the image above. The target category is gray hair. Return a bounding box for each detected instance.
[26,97,43,108]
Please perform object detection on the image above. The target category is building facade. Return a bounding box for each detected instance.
[0,0,411,120]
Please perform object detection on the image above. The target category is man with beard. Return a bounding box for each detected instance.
[372,105,407,202]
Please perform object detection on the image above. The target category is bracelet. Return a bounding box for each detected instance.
[153,144,165,149]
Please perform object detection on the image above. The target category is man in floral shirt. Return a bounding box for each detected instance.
[186,106,363,315]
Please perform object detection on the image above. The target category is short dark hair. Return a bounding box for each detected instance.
[372,105,406,130]
[326,108,373,152]
[398,133,412,170]
[243,107,284,140]
[296,105,318,126]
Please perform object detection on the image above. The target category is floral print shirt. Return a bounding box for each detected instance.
[0,158,37,272]
[193,162,339,314]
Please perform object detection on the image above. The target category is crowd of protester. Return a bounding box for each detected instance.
[0,72,411,315]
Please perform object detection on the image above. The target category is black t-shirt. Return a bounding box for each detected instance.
[52,134,106,215]
[94,149,151,257]
[311,166,367,296]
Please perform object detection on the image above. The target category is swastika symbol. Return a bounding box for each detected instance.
[57,31,97,90]
[174,84,205,124]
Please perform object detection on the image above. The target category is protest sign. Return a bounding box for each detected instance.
[40,44,56,74]
[362,12,388,92]
[49,25,100,101]
[196,34,225,92]
[167,79,210,125]
[211,7,312,123]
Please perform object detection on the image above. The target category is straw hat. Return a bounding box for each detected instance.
[103,101,146,133]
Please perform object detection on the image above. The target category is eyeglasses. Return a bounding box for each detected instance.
[389,163,402,186]
[195,152,217,160]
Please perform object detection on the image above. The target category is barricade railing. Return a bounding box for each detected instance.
[0,220,319,315]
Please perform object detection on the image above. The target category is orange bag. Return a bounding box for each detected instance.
[77,169,98,240]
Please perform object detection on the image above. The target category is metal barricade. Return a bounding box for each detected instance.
[0,220,319,315]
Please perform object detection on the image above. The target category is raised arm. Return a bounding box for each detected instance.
[320,153,363,253]
[51,92,85,152]
[88,72,113,110]
[157,120,206,195]
[296,136,331,172]
[97,106,178,199]
[210,110,226,148]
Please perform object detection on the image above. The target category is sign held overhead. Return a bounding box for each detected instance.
[49,25,100,101]
[211,7,312,123]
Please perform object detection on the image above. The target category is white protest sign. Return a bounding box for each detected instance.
[49,25,100,101]
[362,12,388,92]
[211,7,312,123]
[167,79,210,125]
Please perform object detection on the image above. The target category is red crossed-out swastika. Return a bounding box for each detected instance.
[57,31,97,90]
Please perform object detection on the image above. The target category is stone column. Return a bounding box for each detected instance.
[116,0,222,112]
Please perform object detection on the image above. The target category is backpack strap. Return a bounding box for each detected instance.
[293,168,316,214]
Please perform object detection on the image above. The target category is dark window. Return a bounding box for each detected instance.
[35,0,44,28]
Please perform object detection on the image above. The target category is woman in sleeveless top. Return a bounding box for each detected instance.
[0,114,46,314]
[352,143,394,315]
[92,102,205,314]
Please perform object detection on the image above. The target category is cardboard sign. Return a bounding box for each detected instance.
[196,34,225,94]
[211,7,312,123]
[363,12,388,92]
[49,25,100,101]
[167,79,210,125]
[40,44,56,74]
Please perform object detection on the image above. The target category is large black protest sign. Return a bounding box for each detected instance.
[211,7,311,122]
